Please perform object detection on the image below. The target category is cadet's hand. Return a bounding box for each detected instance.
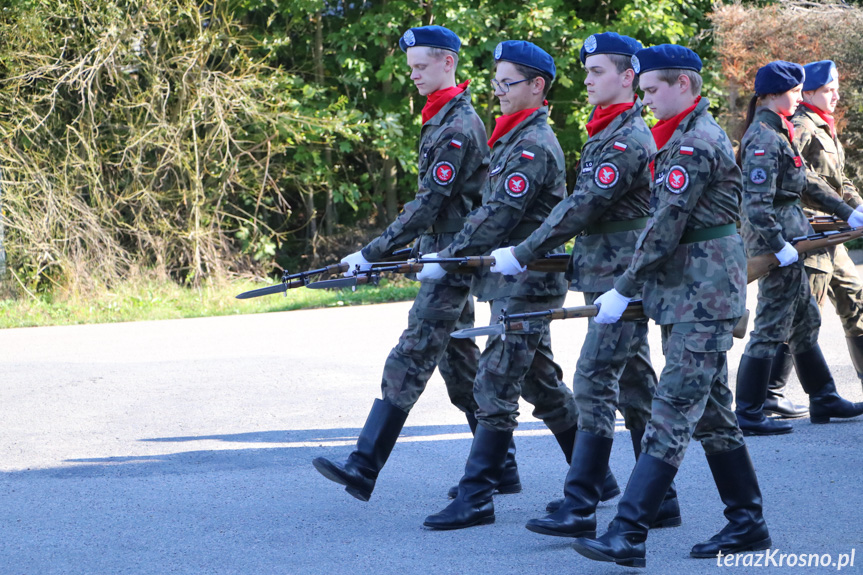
[594,289,632,324]
[417,253,447,281]
[775,242,799,267]
[849,210,863,228]
[490,247,527,276]
[341,250,372,277]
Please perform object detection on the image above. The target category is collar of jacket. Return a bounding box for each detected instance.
[587,97,644,142]
[754,106,792,141]
[492,105,548,149]
[424,88,471,127]
[661,96,709,150]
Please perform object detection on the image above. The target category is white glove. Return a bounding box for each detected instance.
[849,210,863,228]
[594,288,632,324]
[416,252,447,281]
[854,205,863,215]
[490,247,527,276]
[341,250,372,277]
[774,242,799,267]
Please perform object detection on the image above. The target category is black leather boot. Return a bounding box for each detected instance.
[447,412,521,498]
[735,354,793,435]
[525,431,612,538]
[544,426,619,513]
[764,343,809,418]
[424,425,512,530]
[312,398,408,501]
[630,429,681,529]
[846,335,863,389]
[690,445,772,557]
[794,344,863,424]
[571,454,678,568]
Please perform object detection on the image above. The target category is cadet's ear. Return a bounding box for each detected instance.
[622,68,635,89]
[678,74,692,95]
[532,76,546,96]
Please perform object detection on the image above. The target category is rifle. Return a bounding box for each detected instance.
[304,253,570,291]
[747,226,863,283]
[235,247,414,299]
[808,215,846,233]
[451,304,750,340]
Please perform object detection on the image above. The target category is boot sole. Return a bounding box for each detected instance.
[741,427,794,437]
[763,410,808,419]
[811,414,863,424]
[423,515,495,530]
[525,523,595,538]
[571,540,646,568]
[690,536,772,558]
[650,516,682,529]
[312,459,371,502]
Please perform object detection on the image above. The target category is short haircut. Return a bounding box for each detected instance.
[510,62,554,97]
[605,53,639,92]
[427,47,459,67]
[655,68,702,96]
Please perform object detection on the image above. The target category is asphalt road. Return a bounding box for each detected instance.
[1,278,862,574]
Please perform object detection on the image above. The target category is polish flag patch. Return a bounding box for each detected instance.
[613,142,628,152]
[680,146,694,156]
[521,150,535,160]
[449,139,463,149]
[754,150,766,156]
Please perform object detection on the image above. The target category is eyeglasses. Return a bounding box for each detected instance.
[491,78,529,94]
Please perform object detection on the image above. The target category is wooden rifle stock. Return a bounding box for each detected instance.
[747,226,863,284]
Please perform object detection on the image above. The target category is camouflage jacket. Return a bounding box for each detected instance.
[792,105,863,213]
[739,107,846,267]
[362,88,489,287]
[437,106,569,302]
[513,99,655,293]
[614,97,747,326]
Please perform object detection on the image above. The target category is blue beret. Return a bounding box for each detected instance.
[632,44,702,75]
[754,60,805,96]
[802,60,838,91]
[399,25,461,53]
[494,40,556,79]
[580,32,643,64]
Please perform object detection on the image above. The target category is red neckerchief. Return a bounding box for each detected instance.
[801,102,836,138]
[779,113,795,142]
[585,99,635,137]
[422,80,470,125]
[649,96,701,177]
[487,100,547,148]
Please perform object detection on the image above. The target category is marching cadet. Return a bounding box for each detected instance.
[312,25,524,503]
[793,60,863,391]
[571,45,771,567]
[733,61,863,437]
[488,32,681,538]
[418,40,584,530]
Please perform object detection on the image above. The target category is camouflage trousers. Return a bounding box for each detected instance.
[572,292,657,439]
[806,244,863,337]
[744,260,821,359]
[641,320,745,469]
[381,281,479,414]
[473,294,579,434]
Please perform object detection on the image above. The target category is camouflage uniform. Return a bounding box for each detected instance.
[740,107,854,359]
[614,98,747,468]
[793,105,863,338]
[437,105,577,433]
[361,88,489,413]
[512,99,657,438]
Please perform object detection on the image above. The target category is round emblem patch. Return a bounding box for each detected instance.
[594,162,620,189]
[665,165,690,193]
[494,42,503,60]
[505,172,530,197]
[750,167,768,185]
[631,55,641,74]
[403,30,416,47]
[584,35,598,54]
[432,161,456,186]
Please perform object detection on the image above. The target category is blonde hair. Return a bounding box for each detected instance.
[656,68,702,95]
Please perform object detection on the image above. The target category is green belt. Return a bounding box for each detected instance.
[680,223,739,244]
[774,198,801,208]
[585,217,649,236]
[429,219,465,234]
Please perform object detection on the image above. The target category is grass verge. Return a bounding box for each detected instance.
[0,276,420,329]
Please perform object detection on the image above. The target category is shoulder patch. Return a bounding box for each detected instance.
[793,156,803,168]
[505,172,530,197]
[613,142,628,152]
[594,162,620,189]
[665,165,689,193]
[449,139,462,149]
[680,146,694,156]
[750,167,768,185]
[432,161,456,186]
[521,150,535,160]
[753,149,766,156]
